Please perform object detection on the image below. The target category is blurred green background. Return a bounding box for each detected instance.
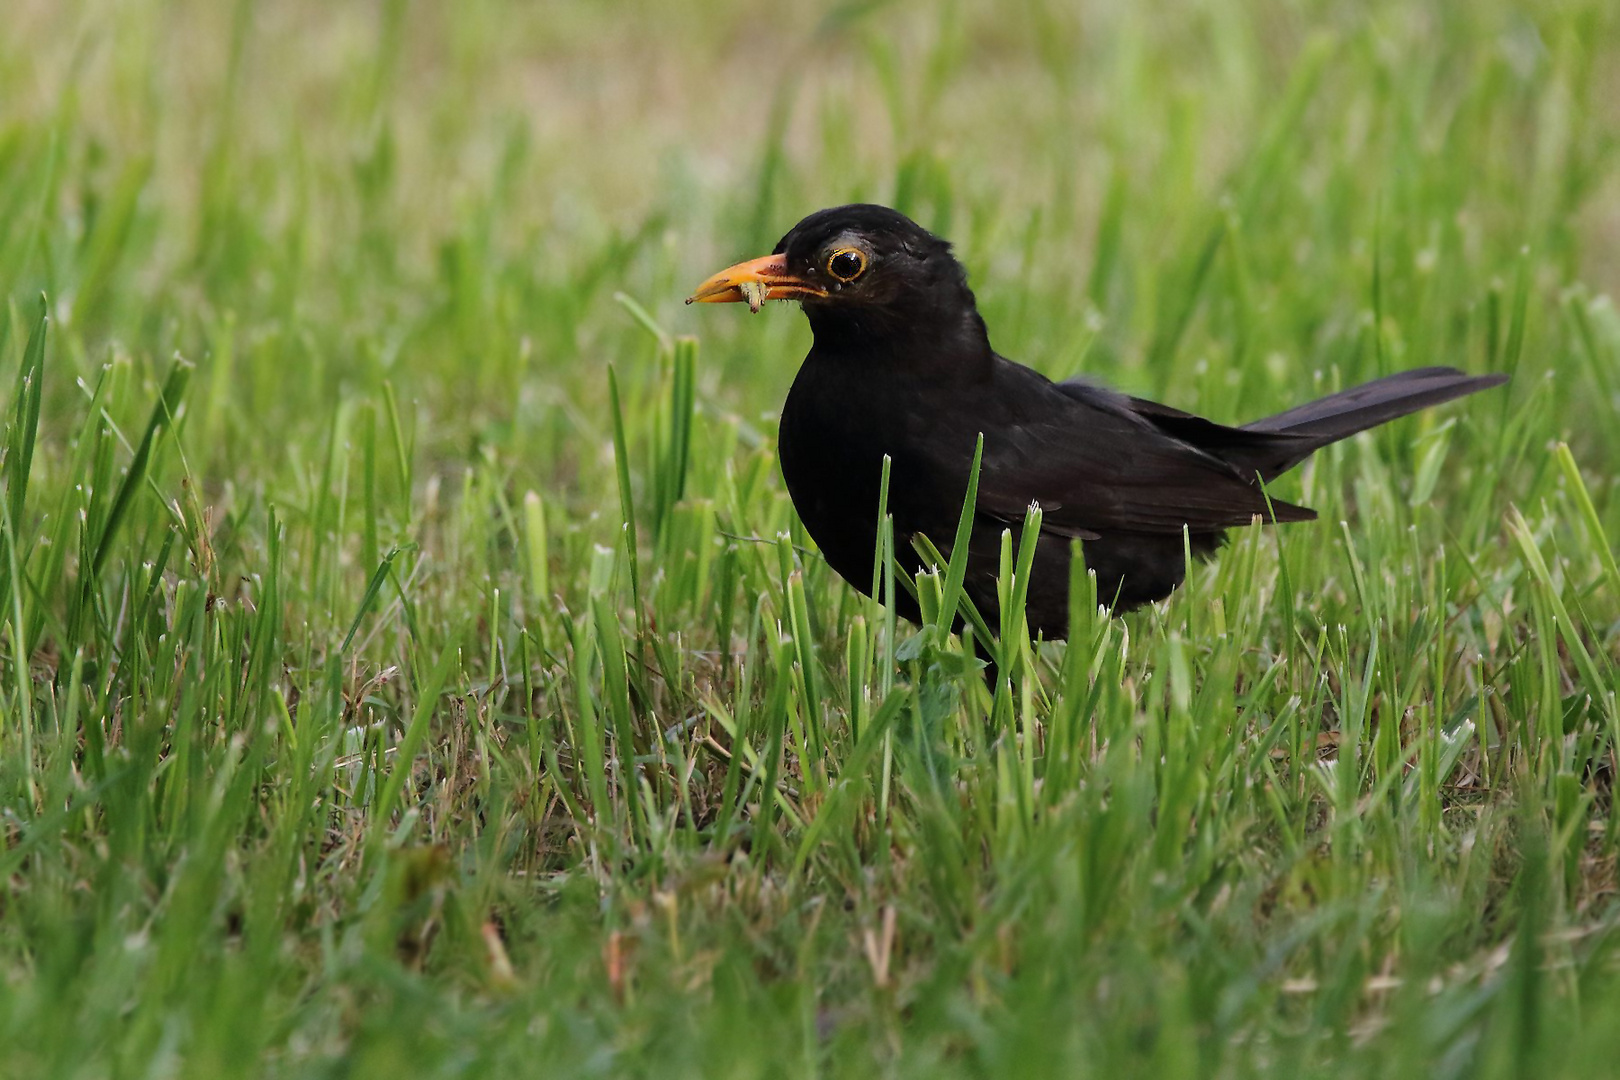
[3,1,1619,1076]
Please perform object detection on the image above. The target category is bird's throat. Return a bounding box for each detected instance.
[802,299,993,380]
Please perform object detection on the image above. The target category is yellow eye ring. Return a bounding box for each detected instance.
[826,248,867,282]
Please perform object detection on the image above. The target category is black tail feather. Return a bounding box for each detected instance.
[1235,367,1506,478]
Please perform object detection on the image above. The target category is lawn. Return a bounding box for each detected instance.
[3,0,1619,1076]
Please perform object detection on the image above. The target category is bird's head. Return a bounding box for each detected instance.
[688,204,989,358]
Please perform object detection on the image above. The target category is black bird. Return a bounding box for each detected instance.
[689,204,1505,640]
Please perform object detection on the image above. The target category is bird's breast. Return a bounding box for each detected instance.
[778,361,983,592]
[778,368,892,530]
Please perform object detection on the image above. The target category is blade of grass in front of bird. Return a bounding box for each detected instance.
[871,453,898,682]
[1508,507,1615,734]
[568,549,615,840]
[873,454,898,865]
[0,493,30,750]
[782,539,824,777]
[663,336,697,537]
[0,297,46,744]
[790,689,905,880]
[752,624,798,860]
[607,366,644,626]
[1149,634,1197,873]
[3,294,46,535]
[772,534,820,796]
[912,531,997,654]
[340,544,409,654]
[1554,443,1620,602]
[91,355,192,577]
[1048,541,1104,798]
[934,433,984,638]
[1000,503,1043,681]
[369,631,460,854]
[592,587,639,851]
[706,660,751,851]
[845,615,870,745]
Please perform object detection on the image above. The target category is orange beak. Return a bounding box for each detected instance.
[685,253,828,313]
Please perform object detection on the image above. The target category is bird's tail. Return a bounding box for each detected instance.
[1238,366,1506,477]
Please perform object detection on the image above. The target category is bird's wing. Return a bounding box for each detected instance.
[971,375,1316,537]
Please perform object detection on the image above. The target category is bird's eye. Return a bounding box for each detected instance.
[826,248,867,282]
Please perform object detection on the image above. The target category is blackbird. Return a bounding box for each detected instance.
[689,204,1506,640]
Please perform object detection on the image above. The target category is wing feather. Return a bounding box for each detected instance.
[970,372,1315,539]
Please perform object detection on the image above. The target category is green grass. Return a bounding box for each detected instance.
[3,0,1620,1075]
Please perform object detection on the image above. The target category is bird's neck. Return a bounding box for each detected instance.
[803,293,994,380]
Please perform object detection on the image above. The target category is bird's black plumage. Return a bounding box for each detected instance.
[691,204,1506,639]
